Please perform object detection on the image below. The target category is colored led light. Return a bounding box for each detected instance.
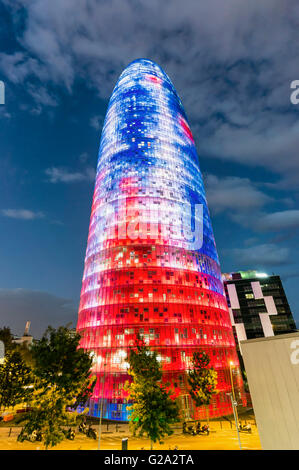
[77,59,244,421]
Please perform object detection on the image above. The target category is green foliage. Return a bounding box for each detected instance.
[20,390,80,449]
[16,342,34,368]
[125,340,179,448]
[0,326,14,352]
[19,325,95,449]
[187,350,218,408]
[0,350,33,410]
[30,326,93,396]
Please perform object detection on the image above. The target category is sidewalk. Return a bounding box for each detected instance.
[0,420,261,450]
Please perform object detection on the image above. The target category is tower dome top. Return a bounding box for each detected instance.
[116,58,175,91]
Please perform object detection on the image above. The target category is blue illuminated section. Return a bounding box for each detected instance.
[92,58,218,265]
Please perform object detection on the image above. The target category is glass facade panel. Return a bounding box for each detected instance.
[77,59,243,420]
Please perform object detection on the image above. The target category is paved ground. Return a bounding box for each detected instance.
[0,420,261,450]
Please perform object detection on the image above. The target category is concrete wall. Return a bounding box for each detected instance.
[241,333,299,449]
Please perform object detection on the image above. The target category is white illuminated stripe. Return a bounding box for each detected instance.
[227,284,240,309]
[264,296,278,315]
[259,313,274,337]
[235,323,247,342]
[251,281,263,299]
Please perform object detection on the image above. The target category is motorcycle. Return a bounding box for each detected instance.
[30,430,43,442]
[239,423,252,433]
[79,421,87,434]
[86,425,98,440]
[64,427,76,440]
[183,421,209,436]
[18,429,43,442]
[183,422,196,435]
[197,424,209,435]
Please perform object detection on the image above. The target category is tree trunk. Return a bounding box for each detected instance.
[150,439,153,450]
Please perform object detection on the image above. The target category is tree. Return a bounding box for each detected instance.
[0,350,33,410]
[17,342,34,368]
[0,326,14,352]
[125,340,179,449]
[19,325,95,449]
[187,350,217,419]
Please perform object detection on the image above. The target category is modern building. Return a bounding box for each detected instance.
[223,270,297,349]
[241,333,299,450]
[77,59,243,421]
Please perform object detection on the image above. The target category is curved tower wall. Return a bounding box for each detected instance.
[77,59,243,421]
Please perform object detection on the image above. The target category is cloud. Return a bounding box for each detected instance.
[232,209,299,233]
[1,0,299,184]
[28,84,58,107]
[256,210,299,232]
[1,209,45,220]
[281,271,299,281]
[243,237,259,247]
[45,166,95,183]
[0,51,48,85]
[89,115,104,131]
[231,243,290,267]
[0,108,12,120]
[79,152,89,163]
[0,288,77,338]
[200,118,299,189]
[205,174,272,214]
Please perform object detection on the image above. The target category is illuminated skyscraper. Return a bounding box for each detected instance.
[77,59,243,420]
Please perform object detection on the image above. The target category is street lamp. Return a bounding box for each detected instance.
[97,362,107,450]
[229,361,236,402]
[229,361,239,421]
[227,392,242,450]
[228,361,242,450]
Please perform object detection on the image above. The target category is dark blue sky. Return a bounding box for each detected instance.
[0,0,299,337]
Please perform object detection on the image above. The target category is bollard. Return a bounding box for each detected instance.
[122,438,128,450]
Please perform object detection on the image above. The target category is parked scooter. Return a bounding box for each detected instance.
[18,428,43,442]
[183,421,196,435]
[78,419,97,440]
[183,421,209,436]
[78,420,87,434]
[239,422,252,433]
[197,424,209,435]
[86,425,98,440]
[64,427,76,440]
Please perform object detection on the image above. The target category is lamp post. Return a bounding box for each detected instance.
[228,361,242,450]
[229,362,235,399]
[97,362,107,450]
[229,361,239,422]
[227,392,242,450]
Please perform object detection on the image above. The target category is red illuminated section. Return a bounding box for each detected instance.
[179,116,195,143]
[146,74,162,85]
[77,192,244,420]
